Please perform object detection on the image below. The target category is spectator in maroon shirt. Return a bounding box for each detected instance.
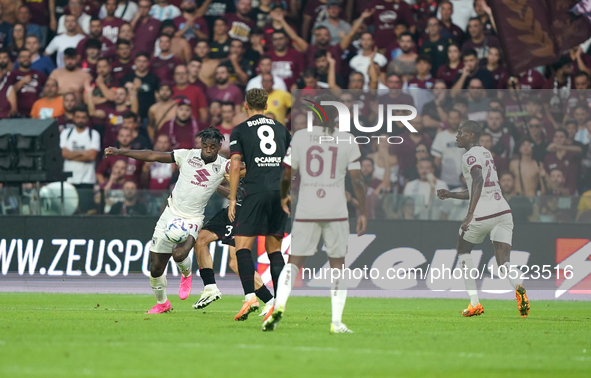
[206,65,244,112]
[485,46,507,90]
[81,38,101,78]
[172,64,208,123]
[391,116,433,174]
[113,23,142,60]
[226,0,256,43]
[150,34,183,83]
[156,96,200,150]
[112,39,134,84]
[438,0,463,44]
[141,133,175,190]
[102,0,126,43]
[267,29,304,89]
[130,0,161,56]
[461,17,501,63]
[187,56,208,94]
[544,129,580,194]
[173,0,209,48]
[364,0,416,50]
[436,43,462,88]
[97,127,144,187]
[7,49,46,117]
[77,17,115,59]
[215,101,235,157]
[100,158,127,192]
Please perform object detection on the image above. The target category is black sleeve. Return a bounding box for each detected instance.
[230,126,243,156]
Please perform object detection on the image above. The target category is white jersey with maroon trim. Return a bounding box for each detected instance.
[285,127,361,221]
[462,146,511,220]
[169,149,230,219]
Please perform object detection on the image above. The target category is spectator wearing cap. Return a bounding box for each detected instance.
[226,0,256,43]
[172,64,208,123]
[156,96,200,150]
[45,14,86,69]
[173,0,209,48]
[364,0,416,50]
[452,48,494,90]
[148,83,177,139]
[246,55,287,92]
[80,38,101,77]
[131,0,161,56]
[86,81,139,148]
[6,48,47,117]
[58,1,91,35]
[21,35,55,77]
[48,47,92,96]
[121,52,160,122]
[150,34,183,83]
[312,0,350,46]
[421,17,453,76]
[150,0,181,21]
[76,18,115,60]
[209,17,231,60]
[31,79,65,119]
[100,0,127,44]
[99,0,139,22]
[437,1,464,44]
[207,65,244,113]
[261,73,291,123]
[349,32,388,89]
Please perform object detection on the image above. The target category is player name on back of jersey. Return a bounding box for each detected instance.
[247,117,276,127]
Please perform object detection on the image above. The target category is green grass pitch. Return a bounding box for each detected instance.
[1,293,590,378]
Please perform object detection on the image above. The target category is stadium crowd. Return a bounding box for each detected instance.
[1,0,591,222]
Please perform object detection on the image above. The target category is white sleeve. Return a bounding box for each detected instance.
[90,130,101,151]
[274,76,287,92]
[57,16,65,34]
[245,77,257,92]
[99,5,107,19]
[45,37,58,55]
[81,18,90,35]
[347,143,361,170]
[283,145,292,167]
[170,6,181,19]
[59,129,68,149]
[430,133,443,158]
[173,149,191,165]
[122,2,138,21]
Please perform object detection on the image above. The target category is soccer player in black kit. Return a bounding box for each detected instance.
[228,88,291,321]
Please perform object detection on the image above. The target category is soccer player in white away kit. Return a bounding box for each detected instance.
[105,127,231,313]
[262,94,368,333]
[437,121,530,318]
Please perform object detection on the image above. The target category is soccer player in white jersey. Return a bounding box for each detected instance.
[104,127,231,314]
[262,94,368,333]
[437,121,530,318]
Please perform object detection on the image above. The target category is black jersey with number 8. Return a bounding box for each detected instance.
[229,114,291,194]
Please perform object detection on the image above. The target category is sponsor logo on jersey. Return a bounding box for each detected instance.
[378,10,397,23]
[467,156,477,165]
[187,157,203,168]
[191,168,211,186]
[254,156,282,166]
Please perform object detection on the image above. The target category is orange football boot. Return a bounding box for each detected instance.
[515,285,530,318]
[462,303,484,317]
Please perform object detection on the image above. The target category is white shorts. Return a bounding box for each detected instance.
[151,206,204,254]
[291,221,349,258]
[459,211,513,245]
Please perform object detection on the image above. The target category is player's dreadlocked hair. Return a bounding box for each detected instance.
[460,120,482,141]
[314,93,338,135]
[196,126,225,144]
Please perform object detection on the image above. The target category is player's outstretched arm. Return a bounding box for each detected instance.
[461,168,484,231]
[216,184,230,199]
[104,147,174,163]
[437,189,469,200]
[349,169,367,236]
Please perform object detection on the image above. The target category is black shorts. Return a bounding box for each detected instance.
[202,206,235,246]
[235,191,288,237]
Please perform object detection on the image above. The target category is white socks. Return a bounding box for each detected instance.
[501,262,519,289]
[176,256,192,278]
[150,274,168,304]
[331,278,348,325]
[458,254,479,307]
[274,263,299,309]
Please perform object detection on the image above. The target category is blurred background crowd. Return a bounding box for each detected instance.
[0,0,591,223]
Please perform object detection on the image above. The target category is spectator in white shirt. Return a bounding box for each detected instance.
[150,0,181,21]
[403,158,449,219]
[60,105,101,214]
[246,55,287,92]
[45,15,86,68]
[431,108,465,188]
[99,0,139,22]
[57,1,91,35]
[349,32,387,89]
